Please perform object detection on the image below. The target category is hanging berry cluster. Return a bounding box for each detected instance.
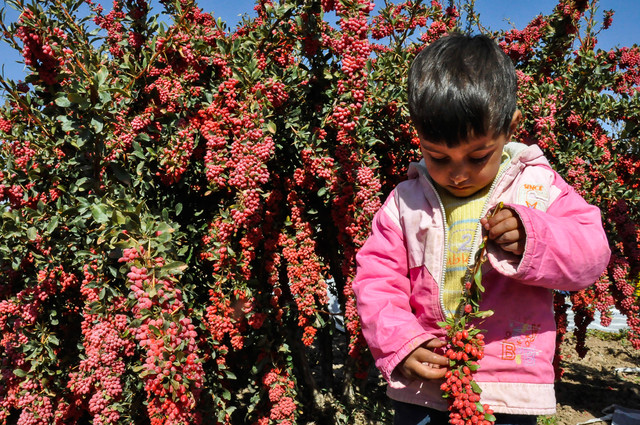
[120,244,205,425]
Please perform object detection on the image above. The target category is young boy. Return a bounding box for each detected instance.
[352,33,611,425]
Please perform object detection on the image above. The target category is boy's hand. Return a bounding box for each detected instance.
[480,207,525,255]
[398,338,448,381]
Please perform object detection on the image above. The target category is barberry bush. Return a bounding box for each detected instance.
[0,0,637,423]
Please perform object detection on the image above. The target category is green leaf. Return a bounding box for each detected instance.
[90,205,109,224]
[55,96,71,107]
[114,210,127,225]
[91,117,103,133]
[68,93,85,104]
[470,380,482,394]
[13,369,28,377]
[474,268,484,292]
[58,116,76,132]
[475,310,494,319]
[160,261,187,275]
[46,216,59,234]
[26,227,37,241]
[96,66,108,86]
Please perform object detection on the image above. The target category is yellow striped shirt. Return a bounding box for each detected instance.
[436,152,510,317]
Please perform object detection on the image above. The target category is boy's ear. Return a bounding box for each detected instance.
[508,109,523,136]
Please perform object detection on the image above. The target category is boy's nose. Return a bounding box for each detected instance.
[450,173,468,185]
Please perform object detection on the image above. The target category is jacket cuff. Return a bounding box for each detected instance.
[378,332,434,383]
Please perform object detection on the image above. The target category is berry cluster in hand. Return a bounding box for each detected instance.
[441,326,494,425]
[439,204,504,425]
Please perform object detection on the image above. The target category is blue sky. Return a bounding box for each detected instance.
[0,0,638,84]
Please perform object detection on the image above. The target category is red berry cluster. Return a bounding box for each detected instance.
[279,187,329,346]
[205,288,248,352]
[91,1,127,58]
[616,47,640,94]
[257,366,298,425]
[441,326,494,425]
[371,1,430,41]
[323,0,383,364]
[15,11,68,86]
[0,118,12,134]
[7,140,37,172]
[608,255,640,349]
[120,246,204,425]
[200,78,274,192]
[13,391,54,425]
[157,117,198,185]
[0,263,82,424]
[499,16,550,63]
[68,258,133,424]
[419,3,459,45]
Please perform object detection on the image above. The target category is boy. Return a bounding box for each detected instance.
[352,33,610,425]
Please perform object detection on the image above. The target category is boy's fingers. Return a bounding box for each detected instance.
[494,228,523,244]
[484,210,522,238]
[399,339,449,381]
[498,240,525,255]
[413,363,448,380]
[406,352,448,380]
[424,338,447,350]
[482,208,525,255]
[487,216,521,240]
[416,345,449,367]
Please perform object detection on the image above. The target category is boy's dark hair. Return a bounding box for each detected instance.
[407,32,517,147]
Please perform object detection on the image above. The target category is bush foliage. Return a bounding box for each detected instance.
[0,0,638,423]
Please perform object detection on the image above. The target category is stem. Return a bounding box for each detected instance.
[0,75,56,142]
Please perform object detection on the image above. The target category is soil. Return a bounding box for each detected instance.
[554,331,640,425]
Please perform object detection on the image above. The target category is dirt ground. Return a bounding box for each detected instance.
[553,331,640,425]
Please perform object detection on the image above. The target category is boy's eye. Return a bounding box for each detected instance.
[469,154,490,164]
[430,155,449,163]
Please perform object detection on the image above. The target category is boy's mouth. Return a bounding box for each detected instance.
[449,184,471,191]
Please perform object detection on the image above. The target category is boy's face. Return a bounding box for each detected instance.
[419,111,521,198]
[420,134,507,198]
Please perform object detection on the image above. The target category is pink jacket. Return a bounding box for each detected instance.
[353,143,610,415]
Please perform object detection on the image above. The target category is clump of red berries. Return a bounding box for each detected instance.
[441,325,494,425]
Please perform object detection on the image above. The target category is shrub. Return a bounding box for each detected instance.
[0,0,637,423]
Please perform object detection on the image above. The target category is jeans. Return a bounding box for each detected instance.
[393,400,538,425]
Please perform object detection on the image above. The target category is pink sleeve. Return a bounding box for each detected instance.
[488,173,611,290]
[353,193,435,382]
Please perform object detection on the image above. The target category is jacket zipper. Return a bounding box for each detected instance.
[424,159,514,320]
[458,162,513,315]
[422,177,450,320]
